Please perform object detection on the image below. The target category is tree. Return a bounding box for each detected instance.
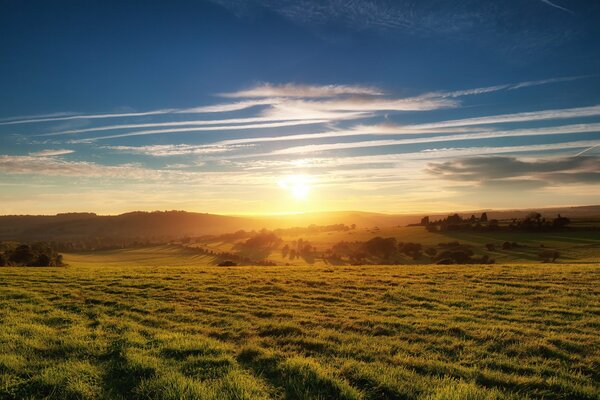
[0,253,5,267]
[485,243,496,251]
[363,237,397,259]
[218,260,238,266]
[539,250,560,263]
[420,216,430,225]
[33,254,52,267]
[9,244,33,266]
[553,214,570,229]
[447,214,462,224]
[480,212,488,223]
[400,242,422,259]
[425,248,437,257]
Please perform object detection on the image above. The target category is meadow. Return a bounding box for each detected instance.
[1,262,599,399]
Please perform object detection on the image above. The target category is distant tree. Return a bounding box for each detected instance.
[420,216,430,225]
[9,244,33,266]
[480,212,488,223]
[218,260,238,266]
[502,241,519,250]
[447,214,462,224]
[363,237,397,259]
[400,242,422,259]
[0,253,5,267]
[539,250,560,263]
[33,254,52,267]
[350,224,356,230]
[485,243,496,251]
[488,219,499,230]
[425,248,437,257]
[281,244,290,258]
[553,214,570,229]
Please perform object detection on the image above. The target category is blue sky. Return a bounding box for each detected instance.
[0,0,599,214]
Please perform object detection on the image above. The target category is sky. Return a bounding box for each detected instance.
[0,0,599,215]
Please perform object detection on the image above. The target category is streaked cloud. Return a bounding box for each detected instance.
[540,0,574,14]
[265,122,600,156]
[84,119,329,141]
[106,144,253,156]
[403,105,600,130]
[220,83,383,98]
[29,149,75,157]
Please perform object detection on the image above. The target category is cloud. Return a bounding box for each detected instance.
[2,78,579,138]
[0,109,176,126]
[0,155,165,179]
[426,155,600,187]
[84,119,329,141]
[106,144,253,156]
[402,104,600,130]
[220,83,384,98]
[29,149,75,157]
[424,76,584,99]
[540,0,574,14]
[224,140,600,170]
[258,122,600,156]
[179,99,276,113]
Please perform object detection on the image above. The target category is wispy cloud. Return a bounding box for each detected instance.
[84,119,329,141]
[220,83,384,98]
[264,122,600,156]
[1,78,580,135]
[424,76,584,98]
[224,140,600,170]
[0,109,176,126]
[402,105,600,130]
[540,0,574,14]
[106,144,253,156]
[29,149,75,157]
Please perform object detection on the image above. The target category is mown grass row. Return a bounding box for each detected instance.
[0,263,599,399]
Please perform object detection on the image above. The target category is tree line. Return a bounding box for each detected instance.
[0,242,64,267]
[419,212,573,232]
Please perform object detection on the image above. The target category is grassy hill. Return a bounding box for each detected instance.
[0,263,598,399]
[1,205,599,241]
[185,225,600,266]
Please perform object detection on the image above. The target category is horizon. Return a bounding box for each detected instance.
[1,1,599,215]
[2,203,599,218]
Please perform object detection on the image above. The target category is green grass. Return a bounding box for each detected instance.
[64,245,217,267]
[0,263,599,399]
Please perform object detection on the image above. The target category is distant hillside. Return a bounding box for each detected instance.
[1,206,598,241]
[0,211,264,241]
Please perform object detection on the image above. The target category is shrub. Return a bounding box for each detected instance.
[218,261,238,267]
[539,250,560,263]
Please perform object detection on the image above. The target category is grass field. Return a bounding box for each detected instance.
[1,263,599,399]
[64,245,218,268]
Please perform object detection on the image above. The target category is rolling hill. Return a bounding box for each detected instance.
[0,205,599,241]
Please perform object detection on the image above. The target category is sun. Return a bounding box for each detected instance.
[277,174,311,200]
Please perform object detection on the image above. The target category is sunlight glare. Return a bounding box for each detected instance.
[277,174,311,200]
